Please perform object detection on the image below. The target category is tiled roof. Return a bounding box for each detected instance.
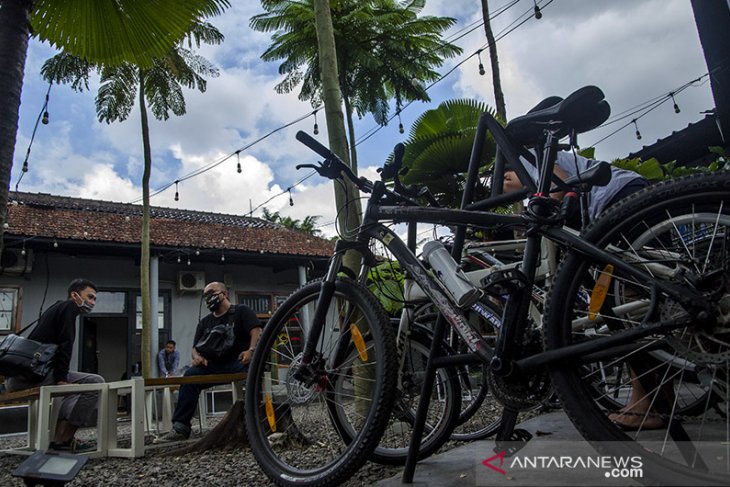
[6,192,333,258]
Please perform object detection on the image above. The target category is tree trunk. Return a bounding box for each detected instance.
[139,72,153,378]
[312,0,362,272]
[338,58,358,171]
[165,400,249,455]
[480,0,506,121]
[0,0,33,254]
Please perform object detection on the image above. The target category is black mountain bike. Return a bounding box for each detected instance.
[245,85,730,486]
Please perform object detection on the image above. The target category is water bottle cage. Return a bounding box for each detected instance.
[480,268,529,296]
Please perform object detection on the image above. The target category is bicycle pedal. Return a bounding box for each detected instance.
[494,428,533,457]
[480,269,528,295]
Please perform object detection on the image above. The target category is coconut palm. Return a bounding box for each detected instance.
[0,0,229,244]
[398,99,498,207]
[40,21,224,377]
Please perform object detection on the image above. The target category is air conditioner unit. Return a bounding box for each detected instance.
[177,271,205,292]
[0,248,33,275]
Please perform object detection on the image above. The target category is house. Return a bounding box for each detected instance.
[0,191,333,382]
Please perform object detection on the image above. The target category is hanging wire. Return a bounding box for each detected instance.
[533,0,543,19]
[15,82,52,192]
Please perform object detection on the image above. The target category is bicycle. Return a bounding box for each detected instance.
[245,85,730,486]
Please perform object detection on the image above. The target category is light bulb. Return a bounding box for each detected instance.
[479,63,485,76]
[42,111,49,125]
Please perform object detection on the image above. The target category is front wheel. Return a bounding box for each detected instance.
[545,173,730,485]
[245,279,397,487]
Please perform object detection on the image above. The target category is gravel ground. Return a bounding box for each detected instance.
[0,401,543,486]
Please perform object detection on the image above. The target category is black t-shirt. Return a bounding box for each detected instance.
[193,304,261,362]
[28,299,80,383]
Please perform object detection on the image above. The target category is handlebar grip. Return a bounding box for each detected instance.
[296,131,334,160]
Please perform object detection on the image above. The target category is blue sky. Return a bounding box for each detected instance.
[12,0,714,237]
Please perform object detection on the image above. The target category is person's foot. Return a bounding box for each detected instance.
[49,437,96,453]
[608,411,665,431]
[153,428,190,443]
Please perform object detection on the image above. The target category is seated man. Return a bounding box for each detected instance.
[5,278,103,452]
[156,282,261,442]
[158,340,180,377]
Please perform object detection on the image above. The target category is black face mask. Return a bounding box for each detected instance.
[205,292,223,312]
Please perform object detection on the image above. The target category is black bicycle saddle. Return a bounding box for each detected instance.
[505,86,610,146]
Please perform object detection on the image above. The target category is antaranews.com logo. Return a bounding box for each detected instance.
[482,451,644,480]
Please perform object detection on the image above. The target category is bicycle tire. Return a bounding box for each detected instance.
[545,173,730,485]
[330,331,460,465]
[245,279,397,487]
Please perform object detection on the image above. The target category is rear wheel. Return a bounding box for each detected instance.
[545,173,730,485]
[245,279,397,487]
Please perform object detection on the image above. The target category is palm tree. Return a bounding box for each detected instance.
[250,0,461,169]
[0,0,229,247]
[41,22,224,377]
[398,99,498,207]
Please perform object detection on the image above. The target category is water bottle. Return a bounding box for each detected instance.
[422,241,481,308]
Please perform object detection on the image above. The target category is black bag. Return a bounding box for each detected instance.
[0,319,58,381]
[195,307,237,359]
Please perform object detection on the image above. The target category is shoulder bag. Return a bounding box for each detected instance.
[0,319,58,381]
[195,306,237,359]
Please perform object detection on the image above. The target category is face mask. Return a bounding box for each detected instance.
[74,293,95,314]
[205,292,223,312]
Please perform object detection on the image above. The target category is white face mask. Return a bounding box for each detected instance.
[73,292,95,314]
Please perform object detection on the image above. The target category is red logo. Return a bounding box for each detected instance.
[482,450,507,475]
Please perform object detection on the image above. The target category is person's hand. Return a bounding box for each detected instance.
[192,355,208,367]
[503,170,523,193]
[240,349,254,364]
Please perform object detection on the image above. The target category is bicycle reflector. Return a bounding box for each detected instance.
[264,372,276,432]
[588,264,614,320]
[350,324,369,362]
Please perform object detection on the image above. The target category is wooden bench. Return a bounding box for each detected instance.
[143,372,246,435]
[0,380,145,458]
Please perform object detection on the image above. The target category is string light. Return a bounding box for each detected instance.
[670,92,681,113]
[177,254,181,263]
[477,50,485,76]
[632,119,642,140]
[221,250,225,262]
[53,239,58,248]
[397,111,404,134]
[195,248,200,256]
[187,256,191,266]
[236,151,242,173]
[533,0,542,19]
[288,188,294,206]
[41,110,49,125]
[313,110,319,135]
[174,181,179,201]
[21,242,26,256]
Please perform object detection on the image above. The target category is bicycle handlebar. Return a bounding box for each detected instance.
[295,131,370,192]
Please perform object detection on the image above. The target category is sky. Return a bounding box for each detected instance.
[12,0,715,238]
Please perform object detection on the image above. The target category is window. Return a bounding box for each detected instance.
[93,291,127,314]
[236,293,273,317]
[135,296,165,329]
[0,287,21,333]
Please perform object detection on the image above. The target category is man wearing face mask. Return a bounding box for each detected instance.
[5,278,104,452]
[156,281,261,442]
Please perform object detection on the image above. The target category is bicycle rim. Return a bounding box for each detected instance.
[546,173,730,485]
[245,279,397,486]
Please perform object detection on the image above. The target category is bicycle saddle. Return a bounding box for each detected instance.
[505,86,611,146]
